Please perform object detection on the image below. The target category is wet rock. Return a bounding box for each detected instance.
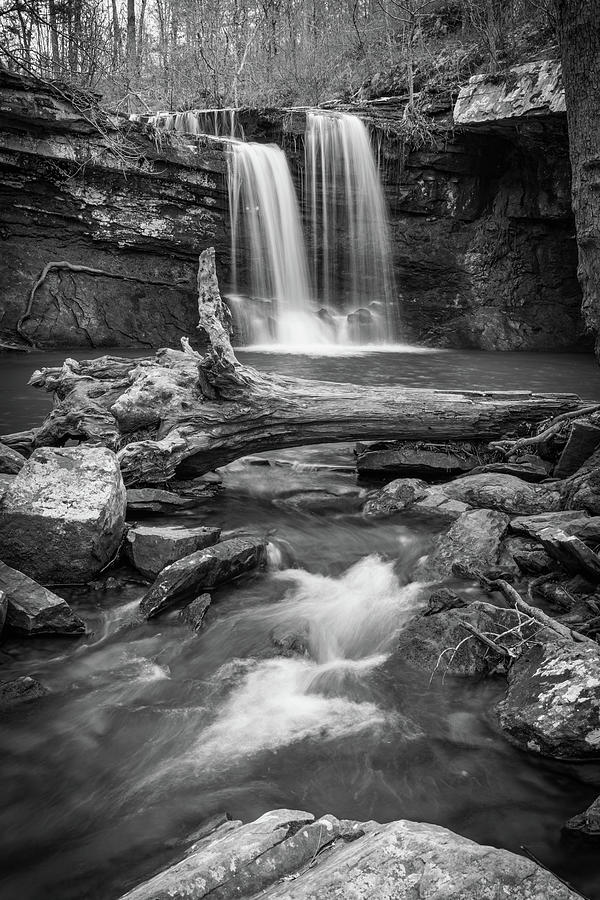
[510,510,592,541]
[501,536,556,575]
[0,561,86,634]
[140,537,266,618]
[179,594,211,631]
[393,601,539,677]
[555,420,600,478]
[347,307,373,342]
[412,487,472,521]
[362,478,427,517]
[355,441,477,479]
[0,446,126,584]
[424,587,468,615]
[469,456,550,482]
[126,488,199,515]
[413,509,509,581]
[0,441,26,474]
[270,620,310,657]
[441,472,562,515]
[563,466,600,515]
[497,640,600,759]
[119,806,580,900]
[564,795,600,837]
[0,675,48,708]
[126,525,221,579]
[274,489,361,514]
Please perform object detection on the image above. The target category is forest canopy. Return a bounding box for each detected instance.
[0,0,558,112]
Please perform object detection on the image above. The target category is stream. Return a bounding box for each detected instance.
[2,347,600,899]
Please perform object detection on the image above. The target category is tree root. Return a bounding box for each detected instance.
[17,261,192,348]
[489,404,600,457]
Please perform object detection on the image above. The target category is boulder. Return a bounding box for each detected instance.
[126,488,199,515]
[140,536,266,618]
[563,467,600,515]
[362,478,427,517]
[0,441,26,474]
[119,807,580,900]
[555,420,600,478]
[497,640,600,758]
[411,487,472,521]
[392,601,542,677]
[270,620,310,657]
[179,594,211,631]
[0,561,86,634]
[0,446,126,584]
[126,525,221,579]
[501,536,556,575]
[564,795,600,837]
[355,441,477,479]
[537,528,600,582]
[413,509,509,581]
[0,675,48,708]
[441,472,562,515]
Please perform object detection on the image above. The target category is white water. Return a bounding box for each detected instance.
[305,111,398,340]
[147,108,242,139]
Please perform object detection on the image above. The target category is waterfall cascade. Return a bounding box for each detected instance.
[147,107,400,348]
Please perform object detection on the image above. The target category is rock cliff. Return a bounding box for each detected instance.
[0,62,589,351]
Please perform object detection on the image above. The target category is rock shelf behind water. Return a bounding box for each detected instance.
[0,561,85,634]
[139,537,266,618]
[126,525,221,579]
[0,446,126,584]
[118,807,580,899]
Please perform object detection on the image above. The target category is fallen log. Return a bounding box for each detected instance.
[12,249,585,486]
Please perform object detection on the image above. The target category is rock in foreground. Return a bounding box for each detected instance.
[119,807,579,900]
[126,525,221,579]
[140,537,266,618]
[0,447,126,584]
[564,795,600,837]
[0,676,48,708]
[413,508,509,580]
[497,640,600,759]
[0,441,26,474]
[0,561,85,634]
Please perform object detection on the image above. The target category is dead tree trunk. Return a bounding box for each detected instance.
[16,249,584,486]
[555,0,600,355]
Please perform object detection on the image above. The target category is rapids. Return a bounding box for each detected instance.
[1,348,600,899]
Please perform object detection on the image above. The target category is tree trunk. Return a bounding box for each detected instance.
[17,250,584,487]
[48,0,61,78]
[126,0,136,77]
[555,0,600,356]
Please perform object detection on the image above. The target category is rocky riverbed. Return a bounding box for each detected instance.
[3,366,600,897]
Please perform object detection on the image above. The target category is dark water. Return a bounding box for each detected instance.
[1,347,600,900]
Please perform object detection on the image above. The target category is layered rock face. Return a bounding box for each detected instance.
[0,62,587,350]
[0,69,229,349]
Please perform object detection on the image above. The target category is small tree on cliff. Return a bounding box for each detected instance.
[554,0,600,352]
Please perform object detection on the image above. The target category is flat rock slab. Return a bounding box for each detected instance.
[0,560,85,634]
[140,536,266,618]
[469,459,549,482]
[537,528,600,582]
[119,806,580,900]
[0,675,48,708]
[510,510,592,541]
[126,525,221,579]
[179,593,211,630]
[0,446,126,584]
[497,640,600,759]
[355,441,477,479]
[413,509,509,581]
[0,441,26,474]
[126,489,199,515]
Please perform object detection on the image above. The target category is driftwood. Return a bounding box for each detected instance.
[9,248,586,486]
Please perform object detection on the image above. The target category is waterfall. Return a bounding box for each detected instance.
[147,108,242,139]
[227,141,331,346]
[305,111,398,342]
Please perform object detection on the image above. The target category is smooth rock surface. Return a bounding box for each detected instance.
[497,640,600,758]
[555,420,600,478]
[362,478,427,517]
[442,472,562,515]
[119,806,579,900]
[126,525,221,579]
[140,537,266,618]
[0,561,85,634]
[413,509,510,580]
[0,441,26,474]
[356,441,477,478]
[179,594,211,631]
[0,675,48,708]
[0,446,126,583]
